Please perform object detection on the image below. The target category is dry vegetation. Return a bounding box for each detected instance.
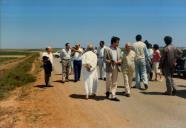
[0,53,40,99]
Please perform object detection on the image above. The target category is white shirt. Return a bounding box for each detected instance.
[60,48,71,60]
[42,52,53,64]
[110,47,118,62]
[133,41,147,60]
[74,48,83,60]
[98,46,106,58]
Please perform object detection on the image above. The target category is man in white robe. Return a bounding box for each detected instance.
[82,43,98,99]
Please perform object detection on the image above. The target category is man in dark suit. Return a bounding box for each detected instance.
[160,36,182,95]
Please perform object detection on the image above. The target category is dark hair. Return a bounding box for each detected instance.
[149,43,152,49]
[136,34,142,41]
[100,41,105,45]
[153,44,159,50]
[144,40,149,46]
[164,36,172,45]
[111,36,120,44]
[45,48,48,51]
[65,43,70,47]
[144,40,152,49]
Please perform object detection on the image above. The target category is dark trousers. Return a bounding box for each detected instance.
[163,67,176,94]
[44,73,51,86]
[73,60,82,81]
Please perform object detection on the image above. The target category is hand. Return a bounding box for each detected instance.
[115,61,121,65]
[71,48,75,51]
[111,60,117,65]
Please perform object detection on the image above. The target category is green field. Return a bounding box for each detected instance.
[0,57,18,65]
[0,51,30,55]
[0,53,40,99]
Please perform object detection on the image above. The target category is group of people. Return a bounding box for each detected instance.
[42,34,182,101]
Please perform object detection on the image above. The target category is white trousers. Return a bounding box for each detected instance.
[98,58,106,79]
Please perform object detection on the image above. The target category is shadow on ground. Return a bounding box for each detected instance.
[53,80,62,83]
[141,88,186,99]
[173,74,186,80]
[34,84,54,88]
[178,85,186,88]
[116,91,125,96]
[53,79,75,83]
[117,86,124,88]
[70,94,105,101]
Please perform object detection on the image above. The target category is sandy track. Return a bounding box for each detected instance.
[1,57,186,128]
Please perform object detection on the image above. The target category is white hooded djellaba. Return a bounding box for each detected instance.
[81,50,98,96]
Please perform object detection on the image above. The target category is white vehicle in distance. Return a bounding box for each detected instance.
[53,51,60,58]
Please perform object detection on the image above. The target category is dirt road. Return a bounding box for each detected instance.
[1,57,186,128]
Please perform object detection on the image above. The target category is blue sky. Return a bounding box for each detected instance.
[1,0,186,48]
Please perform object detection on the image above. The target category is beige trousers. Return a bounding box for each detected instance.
[122,67,134,94]
[106,67,118,98]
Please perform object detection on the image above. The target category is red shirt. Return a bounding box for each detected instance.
[152,50,161,63]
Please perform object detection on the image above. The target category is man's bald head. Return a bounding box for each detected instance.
[125,43,132,48]
[87,43,94,51]
[125,43,132,52]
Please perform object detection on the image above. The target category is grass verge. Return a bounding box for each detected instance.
[0,53,40,100]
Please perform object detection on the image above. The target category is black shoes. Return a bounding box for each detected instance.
[99,78,106,81]
[162,91,172,96]
[162,90,177,96]
[172,90,177,96]
[106,92,110,99]
[131,86,136,88]
[125,93,131,97]
[144,84,148,90]
[110,97,120,102]
[91,94,96,98]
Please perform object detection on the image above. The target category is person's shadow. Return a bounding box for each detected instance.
[70,94,106,101]
[34,84,54,88]
[140,85,186,99]
[53,79,75,83]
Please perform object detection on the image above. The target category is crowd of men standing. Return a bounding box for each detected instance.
[42,34,182,101]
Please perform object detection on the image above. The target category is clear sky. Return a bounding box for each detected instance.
[1,0,186,48]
